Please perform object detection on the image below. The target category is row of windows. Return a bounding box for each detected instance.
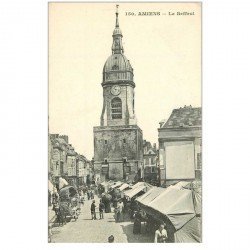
[104,72,133,81]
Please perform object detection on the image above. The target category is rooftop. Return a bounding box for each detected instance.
[162,106,202,129]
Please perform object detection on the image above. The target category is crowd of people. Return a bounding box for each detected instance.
[88,183,169,243]
[49,182,169,243]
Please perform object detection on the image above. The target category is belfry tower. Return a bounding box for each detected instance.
[93,5,143,182]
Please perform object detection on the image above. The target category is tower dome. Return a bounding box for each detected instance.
[102,5,134,87]
[102,54,134,84]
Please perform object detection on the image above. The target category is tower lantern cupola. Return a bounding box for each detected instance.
[112,5,124,54]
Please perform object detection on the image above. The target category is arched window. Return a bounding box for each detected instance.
[111,97,122,119]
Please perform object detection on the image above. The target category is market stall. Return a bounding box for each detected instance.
[118,183,129,191]
[136,182,201,242]
[123,182,152,199]
[174,216,201,243]
[110,181,123,189]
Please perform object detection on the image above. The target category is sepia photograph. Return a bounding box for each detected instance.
[48,2,201,243]
[3,0,250,249]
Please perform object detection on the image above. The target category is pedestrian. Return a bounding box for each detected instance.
[117,200,124,222]
[57,206,66,226]
[89,190,92,200]
[108,235,114,243]
[87,190,90,200]
[91,200,97,220]
[114,204,118,222]
[48,224,53,243]
[99,199,105,219]
[154,223,168,243]
[133,211,141,234]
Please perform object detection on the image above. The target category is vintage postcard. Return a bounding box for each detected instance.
[48,2,201,243]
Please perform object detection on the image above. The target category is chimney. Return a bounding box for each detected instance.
[153,143,156,150]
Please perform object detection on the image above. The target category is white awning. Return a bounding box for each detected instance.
[111,181,123,189]
[118,183,129,191]
[48,180,54,193]
[124,185,146,199]
[59,177,68,190]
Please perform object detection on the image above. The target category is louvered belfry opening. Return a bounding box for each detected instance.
[111,97,122,119]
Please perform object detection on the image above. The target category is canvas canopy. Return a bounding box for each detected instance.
[111,181,123,189]
[182,180,202,215]
[118,183,129,191]
[172,181,191,189]
[124,182,152,198]
[136,187,165,205]
[48,180,54,193]
[124,185,146,199]
[59,177,69,190]
[100,181,111,188]
[174,216,201,243]
[142,186,196,230]
[59,186,77,201]
[131,182,144,189]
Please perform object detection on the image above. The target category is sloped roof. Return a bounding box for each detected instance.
[145,148,157,155]
[56,138,67,145]
[162,106,201,128]
[51,137,68,150]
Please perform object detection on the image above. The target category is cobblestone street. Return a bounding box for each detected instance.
[51,196,153,243]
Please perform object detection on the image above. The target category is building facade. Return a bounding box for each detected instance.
[158,106,202,186]
[66,150,77,187]
[77,155,85,186]
[93,6,143,183]
[143,140,158,185]
[48,134,92,188]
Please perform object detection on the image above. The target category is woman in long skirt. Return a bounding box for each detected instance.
[133,211,141,234]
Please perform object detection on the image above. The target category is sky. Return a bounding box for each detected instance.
[49,3,201,159]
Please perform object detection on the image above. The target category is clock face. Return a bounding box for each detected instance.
[111,85,121,96]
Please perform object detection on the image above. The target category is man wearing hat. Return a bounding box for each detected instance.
[91,200,96,220]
